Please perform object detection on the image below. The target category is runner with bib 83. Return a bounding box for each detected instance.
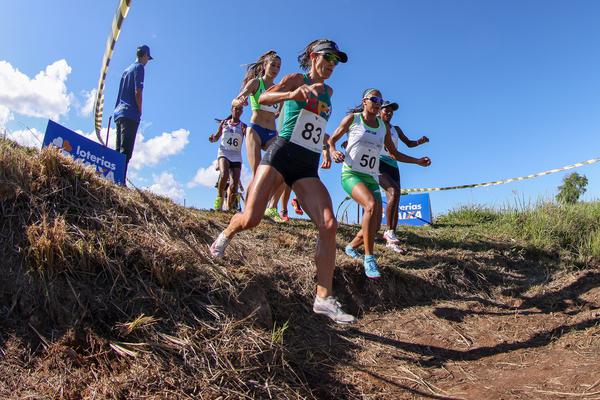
[210,39,357,324]
[328,89,431,279]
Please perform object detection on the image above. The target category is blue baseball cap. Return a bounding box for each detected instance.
[382,100,399,111]
[137,45,153,60]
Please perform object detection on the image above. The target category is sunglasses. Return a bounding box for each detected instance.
[364,96,384,104]
[319,52,340,65]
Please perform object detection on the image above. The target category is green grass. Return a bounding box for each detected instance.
[436,201,600,264]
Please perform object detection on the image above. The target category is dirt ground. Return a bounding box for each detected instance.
[332,269,600,399]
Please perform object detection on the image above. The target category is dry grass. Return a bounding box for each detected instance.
[0,139,310,398]
[1,138,599,399]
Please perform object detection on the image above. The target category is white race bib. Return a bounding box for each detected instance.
[289,109,326,153]
[221,129,243,151]
[350,144,380,174]
[260,102,279,114]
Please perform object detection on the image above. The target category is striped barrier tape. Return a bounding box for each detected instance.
[400,157,600,194]
[93,0,132,143]
[336,156,600,218]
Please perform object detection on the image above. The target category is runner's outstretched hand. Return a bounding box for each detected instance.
[417,157,431,167]
[289,83,326,102]
[321,149,332,169]
[331,150,345,163]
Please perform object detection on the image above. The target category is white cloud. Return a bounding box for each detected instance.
[129,128,190,170]
[0,105,13,126]
[79,88,97,117]
[188,160,219,188]
[188,160,253,192]
[5,127,43,148]
[146,172,185,201]
[74,127,114,147]
[0,60,73,121]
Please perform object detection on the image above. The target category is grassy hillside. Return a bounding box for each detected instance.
[1,138,598,399]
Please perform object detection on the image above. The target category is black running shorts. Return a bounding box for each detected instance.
[379,160,400,186]
[261,137,321,187]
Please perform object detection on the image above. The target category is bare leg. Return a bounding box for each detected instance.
[217,158,230,199]
[227,167,242,210]
[293,178,337,298]
[245,128,263,175]
[280,186,292,213]
[223,165,284,238]
[347,183,381,255]
[268,182,286,209]
[379,173,400,232]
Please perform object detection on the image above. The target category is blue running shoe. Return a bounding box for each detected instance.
[345,245,362,260]
[364,255,381,279]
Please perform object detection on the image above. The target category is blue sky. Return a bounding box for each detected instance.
[2,0,600,219]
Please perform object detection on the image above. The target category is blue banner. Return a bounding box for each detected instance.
[382,193,433,226]
[42,120,126,185]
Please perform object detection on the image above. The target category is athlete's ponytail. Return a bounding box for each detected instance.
[297,38,334,71]
[346,88,381,114]
[241,50,280,89]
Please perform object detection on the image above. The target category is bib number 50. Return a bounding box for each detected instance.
[360,154,376,169]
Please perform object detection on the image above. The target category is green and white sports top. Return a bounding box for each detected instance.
[343,113,387,176]
[279,74,332,153]
[380,124,399,167]
[249,78,279,114]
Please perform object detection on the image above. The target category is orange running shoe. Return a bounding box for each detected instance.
[291,197,303,215]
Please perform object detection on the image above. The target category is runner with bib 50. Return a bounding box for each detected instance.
[328,89,431,279]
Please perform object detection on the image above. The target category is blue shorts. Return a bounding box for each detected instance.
[249,123,277,146]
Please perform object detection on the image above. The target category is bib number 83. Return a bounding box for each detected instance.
[301,122,322,144]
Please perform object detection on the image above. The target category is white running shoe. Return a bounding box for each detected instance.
[313,296,357,324]
[383,230,400,244]
[209,232,230,258]
[386,242,406,254]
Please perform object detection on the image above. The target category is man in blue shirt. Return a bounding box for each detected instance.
[113,45,153,178]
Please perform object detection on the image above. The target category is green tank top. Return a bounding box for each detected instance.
[279,74,332,142]
[249,78,279,114]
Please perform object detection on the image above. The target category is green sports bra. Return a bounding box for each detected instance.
[249,78,279,114]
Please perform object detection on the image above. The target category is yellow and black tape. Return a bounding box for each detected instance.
[93,0,132,142]
[336,157,599,219]
[401,157,600,194]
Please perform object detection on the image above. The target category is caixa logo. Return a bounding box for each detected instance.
[50,136,73,155]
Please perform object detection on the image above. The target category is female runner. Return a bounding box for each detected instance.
[209,104,246,210]
[328,89,431,279]
[379,100,430,250]
[232,51,285,221]
[210,39,355,324]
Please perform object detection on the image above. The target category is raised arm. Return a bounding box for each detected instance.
[385,126,431,166]
[396,125,429,148]
[259,73,326,105]
[327,114,354,163]
[232,79,259,107]
[209,120,226,143]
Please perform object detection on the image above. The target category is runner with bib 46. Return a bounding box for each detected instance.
[210,39,357,324]
[209,104,247,211]
[328,89,431,279]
